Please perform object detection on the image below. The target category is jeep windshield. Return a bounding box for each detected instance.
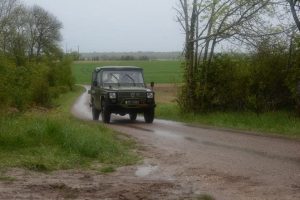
[100,70,145,88]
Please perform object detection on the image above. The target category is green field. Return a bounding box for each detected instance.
[72,60,182,84]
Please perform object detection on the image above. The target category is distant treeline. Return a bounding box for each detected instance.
[78,52,183,61]
[0,0,74,111]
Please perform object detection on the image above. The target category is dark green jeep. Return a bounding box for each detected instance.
[88,66,156,123]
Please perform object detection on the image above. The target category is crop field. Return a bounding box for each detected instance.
[72,60,182,84]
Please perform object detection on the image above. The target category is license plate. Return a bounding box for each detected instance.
[125,100,139,105]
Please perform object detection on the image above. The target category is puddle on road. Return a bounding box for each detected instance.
[155,119,184,127]
[153,130,182,139]
[135,165,158,177]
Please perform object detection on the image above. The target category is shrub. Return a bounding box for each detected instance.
[0,56,75,110]
[249,40,294,112]
[190,54,250,111]
[0,57,15,110]
[205,54,250,110]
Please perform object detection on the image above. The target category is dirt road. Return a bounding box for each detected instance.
[1,86,299,200]
[71,86,300,200]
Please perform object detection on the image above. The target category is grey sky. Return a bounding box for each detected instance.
[22,0,184,52]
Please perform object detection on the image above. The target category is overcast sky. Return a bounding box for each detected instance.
[22,0,184,53]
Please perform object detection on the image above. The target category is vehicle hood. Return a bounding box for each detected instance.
[104,86,152,92]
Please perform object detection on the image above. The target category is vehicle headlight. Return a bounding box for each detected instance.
[109,92,117,99]
[147,92,154,99]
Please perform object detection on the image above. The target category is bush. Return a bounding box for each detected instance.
[48,57,75,90]
[179,39,299,114]
[248,40,293,112]
[0,57,15,110]
[286,36,300,115]
[0,55,75,110]
[202,54,250,111]
[28,63,51,106]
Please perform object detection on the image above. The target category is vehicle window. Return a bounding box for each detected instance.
[100,70,145,87]
[102,71,120,84]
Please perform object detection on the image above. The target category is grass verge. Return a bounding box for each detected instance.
[196,194,215,200]
[0,175,16,182]
[156,103,300,139]
[0,86,138,171]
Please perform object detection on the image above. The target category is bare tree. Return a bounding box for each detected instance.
[0,0,19,53]
[176,0,271,111]
[287,0,300,31]
[176,0,199,110]
[0,1,63,65]
[28,5,62,58]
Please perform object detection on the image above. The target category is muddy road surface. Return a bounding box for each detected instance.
[1,86,299,200]
[70,86,300,200]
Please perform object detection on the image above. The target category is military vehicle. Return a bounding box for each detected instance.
[88,66,156,123]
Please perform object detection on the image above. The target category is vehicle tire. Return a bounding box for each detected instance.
[101,106,111,123]
[129,113,137,121]
[92,107,100,120]
[144,108,154,123]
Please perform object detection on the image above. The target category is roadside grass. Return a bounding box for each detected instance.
[0,175,16,182]
[72,60,182,84]
[196,194,215,200]
[100,166,116,173]
[156,103,300,138]
[0,86,138,171]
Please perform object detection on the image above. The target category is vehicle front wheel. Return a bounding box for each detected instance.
[144,108,154,123]
[101,106,111,123]
[129,113,137,121]
[92,107,100,120]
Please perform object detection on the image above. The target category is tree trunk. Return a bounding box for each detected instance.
[201,0,216,110]
[208,37,217,68]
[288,0,300,31]
[287,31,295,70]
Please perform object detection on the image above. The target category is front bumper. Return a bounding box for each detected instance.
[105,98,155,114]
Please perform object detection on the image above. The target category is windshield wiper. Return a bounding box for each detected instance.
[125,74,136,86]
[110,73,120,87]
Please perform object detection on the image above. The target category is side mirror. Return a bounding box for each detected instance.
[150,82,154,90]
[92,81,97,87]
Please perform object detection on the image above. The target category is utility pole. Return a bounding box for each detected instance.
[65,43,68,54]
[77,45,80,61]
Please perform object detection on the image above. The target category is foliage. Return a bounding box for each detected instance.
[0,0,74,110]
[199,54,250,111]
[0,56,74,110]
[177,36,300,114]
[248,40,293,112]
[0,56,14,109]
[288,35,300,115]
[176,0,274,112]
[176,0,300,115]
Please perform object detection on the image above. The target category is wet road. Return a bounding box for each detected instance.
[72,86,300,200]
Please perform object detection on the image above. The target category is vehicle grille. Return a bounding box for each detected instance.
[118,92,146,98]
